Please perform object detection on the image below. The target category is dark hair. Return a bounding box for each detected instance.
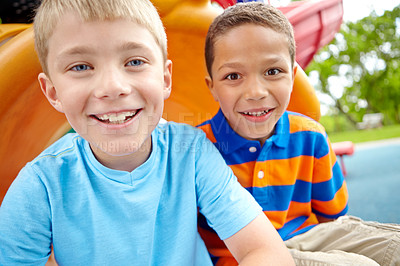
[205,2,296,78]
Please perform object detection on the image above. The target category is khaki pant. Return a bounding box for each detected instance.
[285,216,400,266]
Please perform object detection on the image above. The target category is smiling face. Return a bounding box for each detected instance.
[206,24,296,145]
[39,12,172,171]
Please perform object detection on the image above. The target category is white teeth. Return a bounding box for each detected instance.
[96,111,137,124]
[243,110,269,116]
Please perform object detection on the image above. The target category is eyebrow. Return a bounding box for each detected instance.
[57,46,94,60]
[217,62,242,71]
[217,56,287,71]
[57,41,151,60]
[120,41,150,52]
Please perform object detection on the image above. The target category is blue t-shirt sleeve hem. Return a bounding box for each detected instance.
[217,202,262,240]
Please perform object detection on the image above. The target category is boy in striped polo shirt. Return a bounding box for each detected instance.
[198,2,400,265]
[0,0,296,264]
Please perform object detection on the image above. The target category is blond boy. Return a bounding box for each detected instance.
[0,0,295,264]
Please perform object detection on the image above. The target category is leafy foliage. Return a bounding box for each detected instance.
[306,5,400,126]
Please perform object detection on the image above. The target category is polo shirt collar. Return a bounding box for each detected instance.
[210,109,290,154]
[274,111,290,148]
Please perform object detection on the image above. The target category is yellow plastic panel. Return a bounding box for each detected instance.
[0,27,67,202]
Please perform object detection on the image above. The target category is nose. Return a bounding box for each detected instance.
[244,76,268,101]
[94,68,131,99]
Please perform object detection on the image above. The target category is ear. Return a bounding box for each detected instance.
[38,73,64,113]
[205,76,219,102]
[293,63,298,78]
[291,63,298,91]
[163,60,172,100]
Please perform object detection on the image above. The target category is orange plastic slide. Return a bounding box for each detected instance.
[0,0,325,203]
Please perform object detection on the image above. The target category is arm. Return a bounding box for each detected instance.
[224,213,295,266]
[0,166,52,264]
[194,133,293,265]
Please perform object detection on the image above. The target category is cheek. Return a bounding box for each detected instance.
[55,77,87,100]
[141,82,166,114]
[56,89,89,120]
[219,97,236,114]
[216,87,237,107]
[274,86,292,105]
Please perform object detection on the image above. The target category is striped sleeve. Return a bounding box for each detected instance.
[289,113,348,218]
[311,136,349,218]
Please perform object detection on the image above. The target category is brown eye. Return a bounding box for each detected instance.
[226,73,241,80]
[266,69,281,75]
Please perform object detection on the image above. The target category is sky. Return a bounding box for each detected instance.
[341,0,399,22]
[268,0,400,22]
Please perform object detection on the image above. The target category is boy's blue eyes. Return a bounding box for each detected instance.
[71,65,91,71]
[70,59,144,71]
[126,59,144,66]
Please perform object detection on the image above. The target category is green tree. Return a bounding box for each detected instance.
[306,5,400,126]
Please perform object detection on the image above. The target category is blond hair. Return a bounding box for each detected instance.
[205,2,296,78]
[34,0,167,74]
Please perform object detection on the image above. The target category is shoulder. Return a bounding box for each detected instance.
[196,119,216,143]
[34,133,82,158]
[285,112,333,158]
[5,134,84,207]
[156,120,224,163]
[286,111,327,136]
[156,120,207,143]
[29,133,84,170]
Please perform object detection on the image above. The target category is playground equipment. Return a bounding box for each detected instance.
[0,0,343,203]
[332,141,355,176]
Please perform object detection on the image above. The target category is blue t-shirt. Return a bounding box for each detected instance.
[0,121,261,265]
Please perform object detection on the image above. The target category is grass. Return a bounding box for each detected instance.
[327,124,400,143]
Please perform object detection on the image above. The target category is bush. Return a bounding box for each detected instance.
[319,115,355,134]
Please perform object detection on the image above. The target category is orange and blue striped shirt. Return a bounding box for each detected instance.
[197,109,348,242]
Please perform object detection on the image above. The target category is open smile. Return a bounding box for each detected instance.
[92,109,142,124]
[240,109,273,117]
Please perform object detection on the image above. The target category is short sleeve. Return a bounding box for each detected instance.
[0,165,52,264]
[194,133,262,240]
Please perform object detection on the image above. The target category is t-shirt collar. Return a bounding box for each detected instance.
[82,127,159,185]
